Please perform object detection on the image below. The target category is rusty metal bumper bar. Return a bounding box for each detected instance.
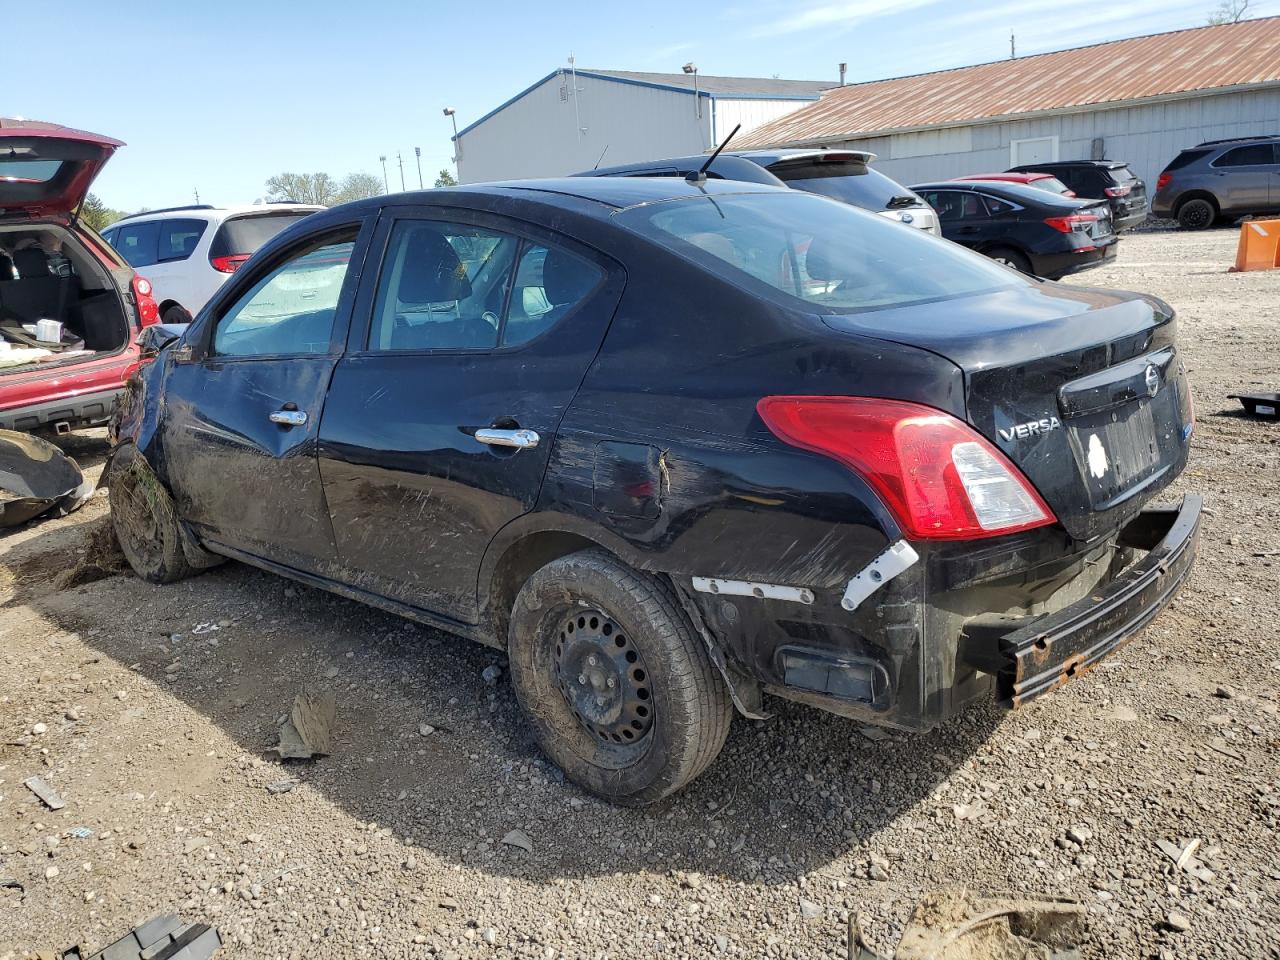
[996,495,1202,707]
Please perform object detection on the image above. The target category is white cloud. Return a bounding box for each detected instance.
[746,0,936,38]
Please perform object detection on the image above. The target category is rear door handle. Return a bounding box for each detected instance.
[269,409,308,427]
[474,428,539,449]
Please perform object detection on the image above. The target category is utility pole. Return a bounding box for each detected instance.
[414,147,423,189]
[379,155,389,193]
[397,152,406,191]
[193,187,200,204]
[1010,31,1016,58]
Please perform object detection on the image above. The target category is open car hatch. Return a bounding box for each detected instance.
[0,118,123,219]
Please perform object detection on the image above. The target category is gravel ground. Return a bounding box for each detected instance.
[1,229,1278,960]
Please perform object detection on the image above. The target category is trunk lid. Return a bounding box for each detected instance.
[823,284,1194,542]
[0,119,123,219]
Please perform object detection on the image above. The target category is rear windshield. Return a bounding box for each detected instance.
[0,159,64,183]
[210,213,314,258]
[1163,149,1212,172]
[1035,177,1074,195]
[1106,165,1137,184]
[767,160,918,212]
[617,191,1020,313]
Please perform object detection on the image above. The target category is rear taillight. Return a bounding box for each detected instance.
[132,275,159,327]
[211,254,250,273]
[757,396,1056,541]
[1044,214,1098,233]
[1156,172,1172,191]
[1104,184,1132,198]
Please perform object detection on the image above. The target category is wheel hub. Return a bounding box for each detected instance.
[553,610,652,746]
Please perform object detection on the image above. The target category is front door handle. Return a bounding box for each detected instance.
[474,428,539,449]
[269,409,308,427]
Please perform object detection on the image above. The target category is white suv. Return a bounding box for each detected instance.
[101,203,323,324]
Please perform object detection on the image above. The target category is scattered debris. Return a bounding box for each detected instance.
[269,688,336,760]
[1166,911,1192,933]
[501,829,534,853]
[1228,392,1279,420]
[951,799,986,821]
[68,827,94,840]
[0,428,94,528]
[61,912,222,960]
[191,622,220,636]
[57,515,128,589]
[0,877,24,897]
[799,898,824,921]
[1157,838,1215,882]
[24,776,67,811]
[265,780,298,795]
[481,664,503,685]
[858,726,892,742]
[850,889,1086,959]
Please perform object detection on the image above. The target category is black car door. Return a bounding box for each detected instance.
[922,189,1000,250]
[159,218,371,571]
[317,207,624,623]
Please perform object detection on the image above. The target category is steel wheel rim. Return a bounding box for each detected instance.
[553,608,654,749]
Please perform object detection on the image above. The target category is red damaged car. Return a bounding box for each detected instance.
[0,118,158,433]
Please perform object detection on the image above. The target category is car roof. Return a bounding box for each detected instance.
[383,176,792,212]
[1193,134,1278,148]
[113,202,324,223]
[727,148,877,165]
[1013,160,1130,170]
[911,179,1085,205]
[955,172,1055,182]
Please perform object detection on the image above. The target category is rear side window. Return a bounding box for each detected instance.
[920,190,985,222]
[982,195,1016,216]
[1163,149,1212,172]
[157,218,208,262]
[210,213,314,259]
[368,221,601,351]
[770,160,914,211]
[1213,144,1277,167]
[113,220,159,268]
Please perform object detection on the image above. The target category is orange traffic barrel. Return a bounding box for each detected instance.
[1232,219,1280,272]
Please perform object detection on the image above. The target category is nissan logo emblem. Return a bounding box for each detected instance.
[1144,365,1160,397]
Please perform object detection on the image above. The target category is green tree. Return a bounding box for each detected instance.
[264,172,337,205]
[1207,0,1249,23]
[334,172,383,205]
[434,168,458,188]
[80,193,122,232]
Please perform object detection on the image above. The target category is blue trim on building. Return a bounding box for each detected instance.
[454,70,823,141]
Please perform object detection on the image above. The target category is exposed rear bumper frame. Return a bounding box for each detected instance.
[994,495,1201,707]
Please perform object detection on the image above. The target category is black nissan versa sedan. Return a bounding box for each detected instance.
[109,177,1199,805]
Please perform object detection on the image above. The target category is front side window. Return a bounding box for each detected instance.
[113,220,159,268]
[158,218,208,262]
[620,191,1020,313]
[1214,144,1276,167]
[368,221,602,352]
[213,233,355,357]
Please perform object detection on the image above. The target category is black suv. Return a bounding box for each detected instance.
[1009,161,1148,230]
[110,177,1198,805]
[1153,135,1280,229]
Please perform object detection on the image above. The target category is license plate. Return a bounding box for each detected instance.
[1070,398,1166,507]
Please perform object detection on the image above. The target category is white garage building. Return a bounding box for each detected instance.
[452,69,833,184]
[734,17,1280,190]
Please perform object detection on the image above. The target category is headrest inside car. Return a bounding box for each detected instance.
[397,229,472,304]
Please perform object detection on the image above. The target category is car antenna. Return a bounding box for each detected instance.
[687,124,742,185]
[592,144,610,170]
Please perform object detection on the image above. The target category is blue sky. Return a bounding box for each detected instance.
[5,0,1273,210]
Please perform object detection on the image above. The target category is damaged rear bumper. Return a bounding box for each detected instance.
[992,495,1201,707]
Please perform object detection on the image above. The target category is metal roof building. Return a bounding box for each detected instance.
[452,68,833,183]
[734,17,1280,189]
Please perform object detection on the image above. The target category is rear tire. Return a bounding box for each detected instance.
[507,549,732,805]
[108,445,194,584]
[988,247,1033,275]
[1177,198,1216,230]
[162,305,191,325]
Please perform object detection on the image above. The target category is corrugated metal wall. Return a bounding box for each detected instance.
[456,75,818,183]
[828,88,1280,191]
[456,73,713,183]
[713,99,820,143]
